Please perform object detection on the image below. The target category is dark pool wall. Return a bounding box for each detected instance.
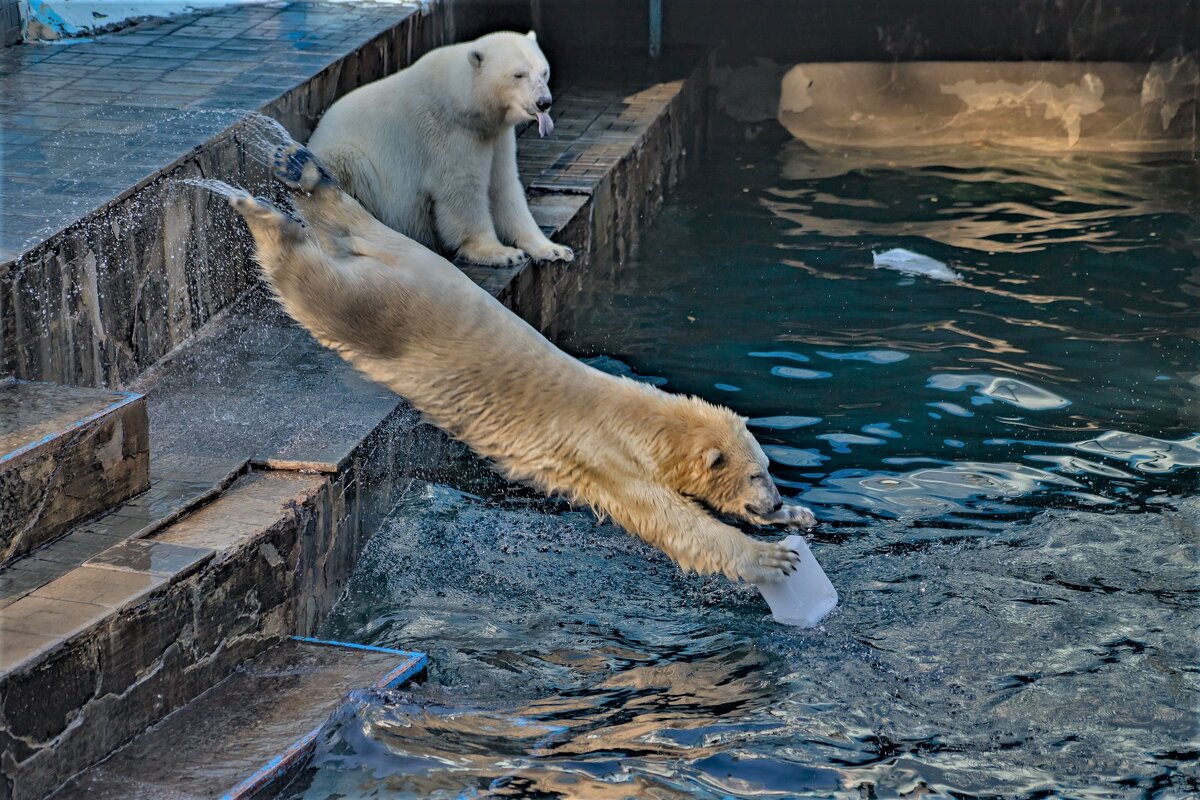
[469,0,1197,63]
[664,0,1197,63]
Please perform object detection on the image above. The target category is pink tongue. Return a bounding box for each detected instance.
[536,110,554,137]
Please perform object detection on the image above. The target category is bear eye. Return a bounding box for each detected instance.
[513,72,527,79]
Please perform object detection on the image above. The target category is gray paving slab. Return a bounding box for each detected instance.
[0,0,422,262]
[133,289,404,473]
[0,380,130,457]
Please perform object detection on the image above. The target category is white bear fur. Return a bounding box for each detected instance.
[306,31,573,267]
[227,147,817,583]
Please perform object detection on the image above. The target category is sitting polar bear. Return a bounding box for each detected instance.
[226,145,816,583]
[306,31,573,268]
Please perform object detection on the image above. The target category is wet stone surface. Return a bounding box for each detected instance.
[52,638,416,800]
[0,0,424,262]
[0,381,149,566]
[1,1,452,388]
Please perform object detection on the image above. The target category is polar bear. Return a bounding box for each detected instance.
[225,145,816,583]
[306,31,573,268]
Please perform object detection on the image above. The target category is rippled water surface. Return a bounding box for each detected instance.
[284,140,1199,799]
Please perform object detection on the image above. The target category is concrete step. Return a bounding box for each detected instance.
[0,380,149,567]
[0,454,245,610]
[0,469,341,800]
[49,637,426,800]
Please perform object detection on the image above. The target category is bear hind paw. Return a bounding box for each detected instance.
[272,144,335,192]
[228,193,302,237]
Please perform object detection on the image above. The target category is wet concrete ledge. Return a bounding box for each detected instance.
[0,50,708,800]
[0,381,149,565]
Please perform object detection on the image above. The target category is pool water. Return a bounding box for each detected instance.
[282,139,1199,799]
[560,140,1199,523]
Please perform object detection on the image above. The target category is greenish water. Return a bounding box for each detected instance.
[560,141,1199,524]
[283,140,1199,799]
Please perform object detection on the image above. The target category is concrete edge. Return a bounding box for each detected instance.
[221,636,427,800]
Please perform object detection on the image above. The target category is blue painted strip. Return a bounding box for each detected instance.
[221,725,322,800]
[648,0,662,59]
[221,638,428,799]
[377,652,427,689]
[290,635,421,659]
[0,388,143,465]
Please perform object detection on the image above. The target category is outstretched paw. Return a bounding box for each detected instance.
[458,242,530,268]
[272,143,334,192]
[752,503,816,530]
[733,539,802,584]
[521,240,574,264]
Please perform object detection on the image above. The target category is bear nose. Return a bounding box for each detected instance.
[536,95,552,111]
[771,500,783,513]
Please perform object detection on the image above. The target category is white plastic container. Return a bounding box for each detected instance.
[755,535,838,627]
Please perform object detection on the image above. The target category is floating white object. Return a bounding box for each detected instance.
[755,535,839,627]
[872,248,962,282]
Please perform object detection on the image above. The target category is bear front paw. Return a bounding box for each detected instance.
[521,240,575,264]
[753,503,817,530]
[458,242,530,268]
[733,539,802,584]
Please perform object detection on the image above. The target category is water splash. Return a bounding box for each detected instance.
[179,177,246,201]
[237,112,300,170]
[287,483,1200,799]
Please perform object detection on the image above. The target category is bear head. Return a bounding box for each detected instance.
[663,398,784,520]
[467,31,554,131]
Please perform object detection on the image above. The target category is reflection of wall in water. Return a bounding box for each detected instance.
[779,60,1198,153]
[712,58,1198,153]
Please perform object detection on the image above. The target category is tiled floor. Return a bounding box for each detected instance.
[517,82,685,193]
[0,456,242,608]
[0,0,422,262]
[52,638,423,799]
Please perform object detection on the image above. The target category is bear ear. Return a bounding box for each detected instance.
[469,49,484,69]
[526,30,537,41]
[703,448,726,471]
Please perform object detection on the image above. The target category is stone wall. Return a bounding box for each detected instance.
[0,412,453,800]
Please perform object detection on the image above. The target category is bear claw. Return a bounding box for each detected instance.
[753,503,817,530]
[736,539,803,583]
[522,242,575,264]
[458,245,530,268]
